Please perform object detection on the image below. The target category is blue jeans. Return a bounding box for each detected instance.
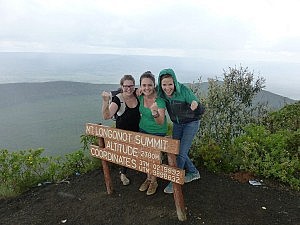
[172,120,200,173]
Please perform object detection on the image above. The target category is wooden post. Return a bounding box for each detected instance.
[167,153,187,221]
[98,137,113,194]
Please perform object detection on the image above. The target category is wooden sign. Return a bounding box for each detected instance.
[104,139,161,164]
[86,123,180,154]
[85,123,187,221]
[90,144,184,184]
[86,123,184,184]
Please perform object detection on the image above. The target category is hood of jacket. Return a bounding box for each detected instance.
[157,68,181,98]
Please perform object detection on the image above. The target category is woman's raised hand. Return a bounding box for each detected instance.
[190,100,198,111]
[150,102,159,115]
[101,91,111,102]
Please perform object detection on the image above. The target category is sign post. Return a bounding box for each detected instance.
[98,137,113,194]
[167,152,187,221]
[85,123,187,221]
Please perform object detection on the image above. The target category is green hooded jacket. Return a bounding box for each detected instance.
[157,68,204,124]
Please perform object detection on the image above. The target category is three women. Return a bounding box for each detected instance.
[101,68,202,195]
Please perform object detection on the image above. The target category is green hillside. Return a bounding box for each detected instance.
[0,82,117,155]
[0,81,296,156]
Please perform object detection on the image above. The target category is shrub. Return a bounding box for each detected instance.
[191,66,267,171]
[0,133,100,198]
[264,101,300,132]
[190,67,299,190]
[233,124,299,189]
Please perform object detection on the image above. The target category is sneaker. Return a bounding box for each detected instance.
[184,171,200,183]
[146,181,158,195]
[163,182,173,194]
[139,179,151,192]
[120,173,130,186]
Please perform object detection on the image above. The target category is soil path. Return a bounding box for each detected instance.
[1,167,299,225]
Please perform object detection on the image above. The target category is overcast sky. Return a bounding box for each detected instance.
[0,0,299,99]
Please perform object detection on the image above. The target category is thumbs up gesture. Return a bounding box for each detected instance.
[150,102,159,116]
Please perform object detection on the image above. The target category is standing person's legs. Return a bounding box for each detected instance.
[173,120,200,182]
[165,120,200,193]
[121,167,127,174]
[120,166,130,185]
[138,129,164,195]
[179,120,199,173]
[172,122,184,168]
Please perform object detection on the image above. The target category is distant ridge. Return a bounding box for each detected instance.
[254,89,297,109]
[0,52,299,100]
[188,82,297,109]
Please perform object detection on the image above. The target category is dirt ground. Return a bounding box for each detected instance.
[0,165,299,225]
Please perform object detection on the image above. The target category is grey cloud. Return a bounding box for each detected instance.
[98,5,252,51]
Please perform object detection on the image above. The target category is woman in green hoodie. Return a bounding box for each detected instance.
[157,68,203,194]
